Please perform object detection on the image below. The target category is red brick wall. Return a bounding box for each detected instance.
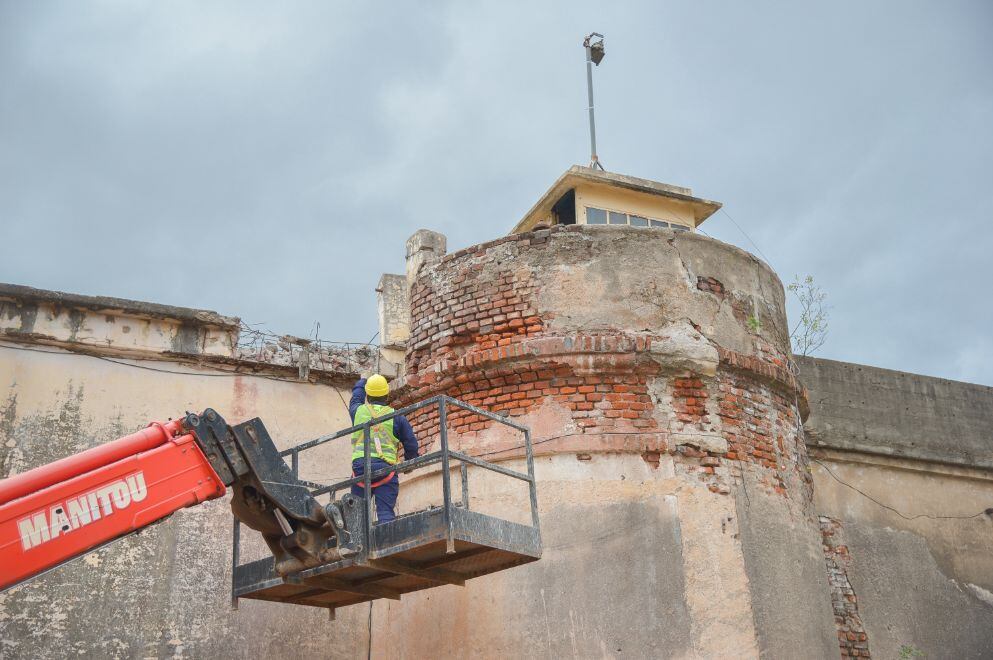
[715,369,813,499]
[397,226,809,501]
[404,363,662,457]
[820,516,872,658]
[407,233,545,376]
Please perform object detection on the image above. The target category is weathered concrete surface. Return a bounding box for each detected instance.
[377,273,409,351]
[841,521,993,658]
[525,227,790,359]
[798,355,993,469]
[405,229,447,285]
[802,355,993,659]
[734,481,837,659]
[376,454,756,659]
[377,273,409,375]
[0,328,368,657]
[0,283,239,359]
[810,455,993,658]
[0,282,239,327]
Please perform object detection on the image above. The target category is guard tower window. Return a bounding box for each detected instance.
[586,207,608,224]
[551,189,576,225]
[584,206,691,232]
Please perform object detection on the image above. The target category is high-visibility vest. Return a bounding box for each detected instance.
[351,403,400,465]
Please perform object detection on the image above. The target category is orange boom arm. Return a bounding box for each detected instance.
[0,420,226,590]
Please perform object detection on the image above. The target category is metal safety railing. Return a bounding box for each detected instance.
[230,395,539,608]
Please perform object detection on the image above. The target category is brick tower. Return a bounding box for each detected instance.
[373,167,837,657]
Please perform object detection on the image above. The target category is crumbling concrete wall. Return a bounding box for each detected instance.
[799,356,993,470]
[799,356,993,659]
[376,225,836,657]
[0,282,239,358]
[377,273,409,359]
[0,287,369,659]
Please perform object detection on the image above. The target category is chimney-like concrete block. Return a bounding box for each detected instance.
[377,273,409,351]
[405,229,447,286]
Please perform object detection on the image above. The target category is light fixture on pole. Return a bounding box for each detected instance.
[583,32,605,171]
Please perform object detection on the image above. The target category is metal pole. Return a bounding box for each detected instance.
[363,424,373,550]
[291,450,299,479]
[438,398,455,554]
[231,516,240,610]
[586,46,599,169]
[460,462,469,511]
[524,429,540,545]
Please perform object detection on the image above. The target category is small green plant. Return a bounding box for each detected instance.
[899,644,926,659]
[787,274,829,356]
[746,315,761,333]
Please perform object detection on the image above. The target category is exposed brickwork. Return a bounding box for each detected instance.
[400,359,810,503]
[716,345,799,391]
[404,362,661,456]
[820,516,872,658]
[696,276,726,296]
[717,372,783,489]
[694,273,766,333]
[650,368,813,499]
[407,234,546,375]
[398,226,810,502]
[714,370,814,501]
[673,377,709,426]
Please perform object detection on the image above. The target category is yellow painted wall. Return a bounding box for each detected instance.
[575,182,696,229]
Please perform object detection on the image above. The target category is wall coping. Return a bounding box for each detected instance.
[0,282,239,328]
[427,224,779,287]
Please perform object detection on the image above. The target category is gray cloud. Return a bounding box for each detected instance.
[2,1,991,384]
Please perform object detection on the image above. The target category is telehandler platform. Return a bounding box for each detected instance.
[229,395,541,616]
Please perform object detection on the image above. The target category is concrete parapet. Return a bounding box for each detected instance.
[376,273,410,351]
[405,228,447,288]
[798,355,993,469]
[0,282,239,358]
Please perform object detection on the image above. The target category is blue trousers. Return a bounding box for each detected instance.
[351,459,399,523]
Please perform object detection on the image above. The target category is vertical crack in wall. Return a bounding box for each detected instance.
[666,236,696,288]
[0,388,18,479]
[820,516,872,658]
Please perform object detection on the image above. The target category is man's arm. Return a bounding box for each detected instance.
[394,415,420,460]
[349,379,366,422]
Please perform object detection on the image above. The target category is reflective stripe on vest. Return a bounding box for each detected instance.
[351,403,400,465]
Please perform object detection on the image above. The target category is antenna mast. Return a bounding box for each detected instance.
[583,32,606,171]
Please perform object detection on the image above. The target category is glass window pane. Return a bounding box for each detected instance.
[608,211,627,225]
[629,215,649,227]
[671,224,689,232]
[650,219,669,228]
[586,207,607,224]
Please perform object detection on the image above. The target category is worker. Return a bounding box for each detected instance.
[349,374,419,523]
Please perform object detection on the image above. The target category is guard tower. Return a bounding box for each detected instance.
[381,165,836,657]
[511,165,721,233]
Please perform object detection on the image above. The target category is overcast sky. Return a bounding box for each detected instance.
[1,1,991,385]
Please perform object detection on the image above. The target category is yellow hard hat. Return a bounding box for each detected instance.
[365,374,390,398]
